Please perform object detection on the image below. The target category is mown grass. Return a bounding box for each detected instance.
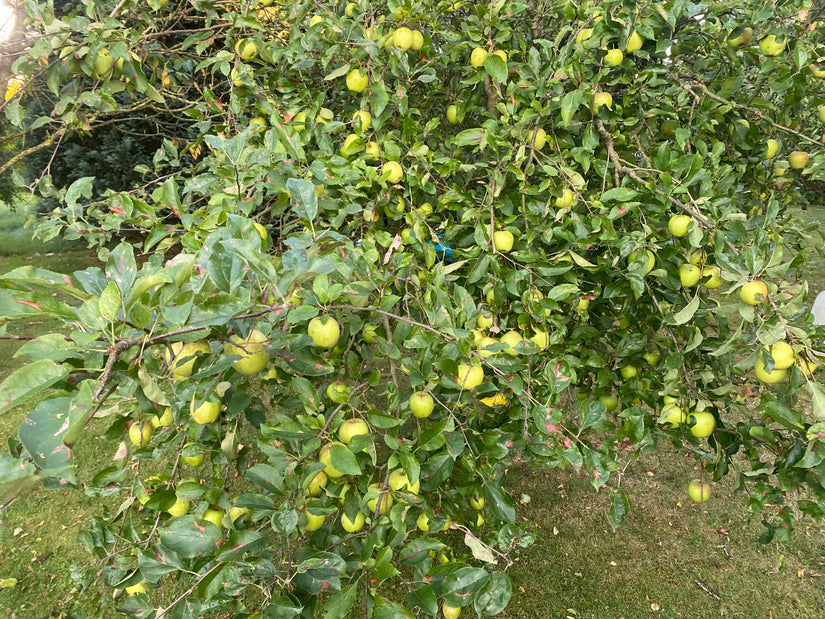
[1,207,825,618]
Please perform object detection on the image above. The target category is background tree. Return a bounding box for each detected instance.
[1,0,825,617]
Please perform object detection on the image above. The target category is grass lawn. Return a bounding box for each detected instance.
[0,207,824,617]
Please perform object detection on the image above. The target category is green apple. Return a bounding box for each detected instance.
[819,105,825,123]
[575,28,593,44]
[393,27,414,51]
[308,316,341,349]
[410,391,435,418]
[789,151,809,170]
[701,266,723,289]
[493,230,514,252]
[625,31,644,53]
[477,336,498,358]
[344,2,356,17]
[337,418,370,445]
[755,358,788,384]
[727,26,752,49]
[229,504,250,523]
[457,363,484,390]
[759,34,785,56]
[470,47,488,67]
[341,510,366,533]
[224,329,268,375]
[492,49,507,62]
[592,91,612,112]
[469,495,485,510]
[190,396,221,424]
[129,422,153,447]
[688,479,711,503]
[202,507,225,528]
[620,365,638,380]
[165,340,210,379]
[765,341,795,370]
[389,469,420,494]
[93,48,114,78]
[765,138,780,159]
[346,68,368,93]
[411,30,424,51]
[446,104,460,125]
[326,381,351,404]
[668,214,691,237]
[688,411,716,438]
[181,443,205,466]
[739,280,767,305]
[381,160,404,183]
[679,263,702,287]
[643,352,659,366]
[599,394,619,411]
[604,48,623,66]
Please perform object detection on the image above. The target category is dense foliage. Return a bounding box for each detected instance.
[1,0,825,616]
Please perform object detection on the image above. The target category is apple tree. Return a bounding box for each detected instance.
[1,0,825,616]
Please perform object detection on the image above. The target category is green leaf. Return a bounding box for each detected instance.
[372,597,415,619]
[483,54,507,84]
[216,529,267,562]
[18,396,76,485]
[0,452,36,486]
[98,281,121,322]
[670,295,700,325]
[474,572,512,617]
[810,383,825,419]
[601,188,638,202]
[292,552,346,595]
[561,90,583,126]
[138,547,184,583]
[0,360,70,415]
[14,334,81,362]
[329,444,361,476]
[453,128,484,147]
[159,515,222,559]
[287,178,319,222]
[322,583,358,619]
[607,488,630,531]
[261,597,304,619]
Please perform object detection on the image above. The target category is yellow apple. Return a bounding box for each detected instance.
[319,442,346,478]
[530,329,549,350]
[337,418,370,445]
[663,405,687,428]
[353,109,372,131]
[190,396,221,424]
[308,316,341,349]
[688,411,716,438]
[129,422,153,447]
[688,479,711,503]
[470,47,488,67]
[765,138,780,159]
[492,49,507,62]
[224,329,269,375]
[346,68,368,93]
[167,498,190,517]
[500,330,522,355]
[789,151,809,170]
[393,27,414,51]
[629,250,655,275]
[366,484,394,515]
[417,511,430,532]
[165,340,210,379]
[381,160,404,183]
[701,266,723,289]
[457,363,484,390]
[306,470,328,496]
[202,507,225,528]
[411,30,424,51]
[344,2,356,17]
[442,603,461,619]
[493,230,514,252]
[410,391,435,418]
[604,49,623,66]
[340,510,365,533]
[446,104,460,125]
[555,188,575,208]
[304,510,326,531]
[759,34,785,56]
[235,40,257,61]
[679,263,702,287]
[151,407,173,428]
[755,358,788,384]
[625,31,644,53]
[739,280,768,305]
[765,342,795,370]
[592,91,612,112]
[125,582,147,595]
[727,26,752,49]
[668,214,691,237]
